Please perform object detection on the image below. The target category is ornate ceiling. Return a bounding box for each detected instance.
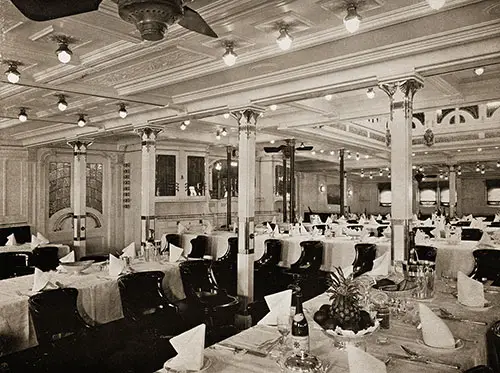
[0,0,499,173]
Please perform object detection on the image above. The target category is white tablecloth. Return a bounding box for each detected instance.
[0,243,71,258]
[0,258,184,356]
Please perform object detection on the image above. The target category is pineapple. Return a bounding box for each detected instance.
[326,267,364,331]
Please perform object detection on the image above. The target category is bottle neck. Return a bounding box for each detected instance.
[295,295,303,314]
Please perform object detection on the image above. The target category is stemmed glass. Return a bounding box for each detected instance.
[276,314,291,353]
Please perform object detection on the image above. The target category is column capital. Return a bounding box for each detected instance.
[134,125,163,140]
[232,106,265,139]
[379,74,424,100]
[67,139,93,151]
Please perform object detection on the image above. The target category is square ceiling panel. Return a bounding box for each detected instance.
[317,0,384,19]
[202,33,255,51]
[253,11,314,34]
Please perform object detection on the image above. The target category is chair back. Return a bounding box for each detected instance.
[291,241,323,272]
[352,243,377,277]
[488,222,500,227]
[376,226,388,237]
[255,239,282,269]
[461,228,483,241]
[313,225,327,234]
[0,252,33,279]
[346,225,364,231]
[117,271,178,322]
[464,366,494,373]
[216,237,238,265]
[179,260,219,300]
[28,288,89,344]
[412,226,435,238]
[470,249,500,284]
[165,234,181,251]
[246,300,270,326]
[31,246,59,271]
[188,235,209,258]
[346,219,358,224]
[79,255,108,263]
[487,320,500,373]
[452,221,471,227]
[414,245,437,262]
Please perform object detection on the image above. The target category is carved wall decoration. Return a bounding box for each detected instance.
[423,128,435,147]
[123,162,130,208]
[86,163,103,213]
[48,162,71,217]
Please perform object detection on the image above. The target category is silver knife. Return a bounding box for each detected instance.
[388,353,461,370]
[215,343,268,357]
[439,315,488,326]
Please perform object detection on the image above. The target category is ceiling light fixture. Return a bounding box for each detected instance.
[426,0,446,10]
[457,166,462,175]
[344,4,362,33]
[5,62,21,84]
[270,140,275,144]
[222,42,237,67]
[418,166,424,172]
[215,162,222,171]
[474,67,485,76]
[412,165,417,170]
[481,165,485,174]
[180,123,187,130]
[365,155,369,159]
[497,161,500,168]
[270,104,278,111]
[311,150,316,155]
[223,112,230,119]
[320,149,324,153]
[221,127,228,136]
[388,172,391,178]
[360,169,364,178]
[231,160,238,167]
[379,169,383,176]
[77,114,87,127]
[56,42,73,64]
[476,163,480,172]
[356,152,360,160]
[118,103,128,118]
[330,150,334,155]
[369,172,373,180]
[276,27,293,51]
[477,147,482,152]
[216,130,221,140]
[183,119,190,126]
[57,95,68,111]
[18,108,27,122]
[366,88,375,99]
[324,94,333,101]
[347,151,352,159]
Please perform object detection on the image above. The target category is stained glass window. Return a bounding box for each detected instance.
[86,163,103,213]
[187,156,205,196]
[156,155,177,196]
[48,162,71,217]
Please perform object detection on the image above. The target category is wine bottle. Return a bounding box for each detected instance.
[291,292,309,354]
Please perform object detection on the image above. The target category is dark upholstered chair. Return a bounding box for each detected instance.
[413,226,435,238]
[414,245,438,262]
[0,252,34,279]
[254,239,283,299]
[464,366,494,373]
[488,222,500,228]
[31,246,59,272]
[212,237,238,296]
[352,243,377,278]
[165,234,181,252]
[247,300,270,326]
[346,219,359,224]
[255,239,282,271]
[289,241,324,274]
[487,320,500,373]
[80,255,108,263]
[188,235,209,259]
[346,224,363,231]
[470,249,500,285]
[179,260,239,327]
[461,228,483,241]
[117,271,186,337]
[0,226,32,246]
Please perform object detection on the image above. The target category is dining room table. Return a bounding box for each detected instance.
[0,243,71,258]
[0,256,185,356]
[156,279,500,373]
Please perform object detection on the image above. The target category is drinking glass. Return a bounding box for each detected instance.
[276,314,291,351]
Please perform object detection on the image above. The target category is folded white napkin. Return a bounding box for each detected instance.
[359,228,370,242]
[367,251,389,277]
[109,254,125,277]
[338,215,346,222]
[177,223,187,234]
[376,214,382,220]
[465,214,473,221]
[271,216,277,225]
[30,234,41,249]
[160,234,168,252]
[312,226,320,237]
[412,214,418,222]
[59,251,75,263]
[325,216,333,225]
[360,214,366,220]
[419,303,455,348]
[273,224,280,236]
[169,244,184,263]
[385,213,391,220]
[423,218,433,226]
[232,223,237,233]
[478,232,494,247]
[369,216,378,225]
[347,345,386,373]
[36,232,50,245]
[494,214,500,223]
[415,229,429,244]
[203,221,213,235]
[358,217,366,225]
[120,242,136,258]
[342,265,354,277]
[266,222,273,234]
[381,226,391,238]
[165,324,206,371]
[457,271,485,307]
[334,226,345,237]
[298,216,303,224]
[430,227,440,239]
[32,268,57,292]
[6,234,17,246]
[258,289,292,325]
[299,223,307,235]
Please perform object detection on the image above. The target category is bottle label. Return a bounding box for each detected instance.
[291,335,309,353]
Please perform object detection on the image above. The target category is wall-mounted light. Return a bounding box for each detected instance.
[56,95,68,111]
[330,150,335,155]
[360,169,364,178]
[481,165,485,174]
[77,114,86,127]
[347,151,352,159]
[474,67,485,76]
[426,0,445,10]
[230,160,238,167]
[476,163,480,172]
[344,4,362,33]
[118,103,128,118]
[319,184,326,193]
[215,162,222,171]
[5,62,21,84]
[56,42,73,64]
[379,169,383,176]
[366,88,375,99]
[18,107,27,122]
[222,42,237,67]
[356,152,360,161]
[276,27,293,51]
[369,171,373,180]
[270,140,275,144]
[221,127,228,136]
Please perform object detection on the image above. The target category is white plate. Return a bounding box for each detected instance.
[417,338,464,351]
[164,356,212,373]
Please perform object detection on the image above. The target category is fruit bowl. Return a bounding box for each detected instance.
[322,320,379,350]
[58,260,94,274]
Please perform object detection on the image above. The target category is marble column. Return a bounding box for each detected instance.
[67,140,93,259]
[135,127,162,252]
[283,157,288,222]
[449,166,457,218]
[339,149,345,215]
[287,139,296,223]
[231,106,264,310]
[380,76,423,262]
